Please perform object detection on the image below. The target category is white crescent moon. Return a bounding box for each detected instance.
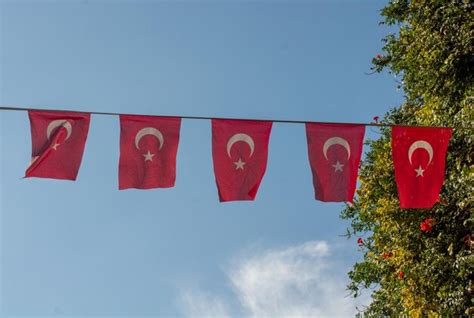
[135,127,164,150]
[227,133,255,158]
[323,137,351,160]
[408,140,433,165]
[47,120,72,141]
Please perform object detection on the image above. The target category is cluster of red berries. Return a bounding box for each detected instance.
[381,252,393,259]
[420,218,434,232]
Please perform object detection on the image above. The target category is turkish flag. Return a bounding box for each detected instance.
[119,115,181,190]
[306,123,365,202]
[25,110,91,180]
[212,119,272,202]
[392,126,452,208]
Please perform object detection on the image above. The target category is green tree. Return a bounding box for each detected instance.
[341,1,473,316]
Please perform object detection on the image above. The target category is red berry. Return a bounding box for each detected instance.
[420,218,434,232]
[382,252,393,259]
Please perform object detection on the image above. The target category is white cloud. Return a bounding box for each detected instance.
[179,241,367,318]
[180,289,231,318]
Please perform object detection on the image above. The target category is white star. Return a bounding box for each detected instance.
[234,158,246,170]
[143,151,155,162]
[332,161,344,172]
[52,143,60,150]
[415,165,425,177]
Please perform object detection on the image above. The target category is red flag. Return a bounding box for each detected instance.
[25,110,90,180]
[212,119,272,202]
[119,115,181,190]
[306,123,365,202]
[392,126,452,208]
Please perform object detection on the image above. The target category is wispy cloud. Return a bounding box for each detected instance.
[180,289,231,318]
[178,240,367,318]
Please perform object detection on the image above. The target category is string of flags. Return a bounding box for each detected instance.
[5,108,456,209]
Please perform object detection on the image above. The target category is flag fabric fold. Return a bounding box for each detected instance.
[392,126,452,208]
[119,115,181,190]
[25,110,91,180]
[212,119,272,202]
[305,123,365,202]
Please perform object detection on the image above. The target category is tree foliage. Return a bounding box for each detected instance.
[341,1,473,316]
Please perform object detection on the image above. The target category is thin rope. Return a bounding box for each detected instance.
[0,105,472,130]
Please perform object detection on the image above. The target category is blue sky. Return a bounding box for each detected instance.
[0,1,402,316]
